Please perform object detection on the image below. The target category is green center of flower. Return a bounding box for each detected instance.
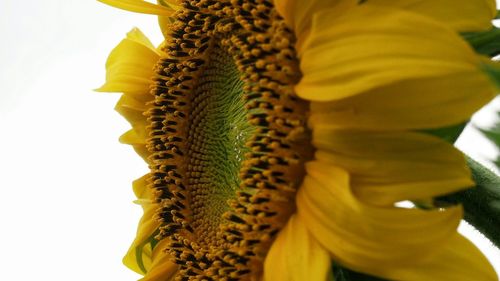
[187,45,254,246]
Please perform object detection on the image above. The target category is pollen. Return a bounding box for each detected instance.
[146,1,312,280]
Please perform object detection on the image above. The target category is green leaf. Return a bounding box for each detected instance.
[462,27,500,57]
[436,156,500,247]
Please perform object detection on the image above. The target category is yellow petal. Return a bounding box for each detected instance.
[274,0,495,43]
[120,129,147,145]
[114,95,150,160]
[273,0,356,52]
[368,0,497,32]
[96,28,159,97]
[116,91,148,112]
[126,177,176,279]
[296,161,476,279]
[157,0,181,10]
[123,175,162,274]
[126,27,157,49]
[312,130,473,206]
[115,95,148,125]
[115,95,150,162]
[132,174,154,201]
[388,233,498,281]
[296,4,482,102]
[264,215,331,281]
[98,0,174,16]
[99,30,155,164]
[158,16,171,39]
[133,145,152,164]
[156,0,181,38]
[140,238,178,281]
[119,127,150,163]
[307,72,495,131]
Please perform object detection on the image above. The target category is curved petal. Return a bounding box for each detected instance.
[114,95,151,162]
[312,130,473,206]
[126,27,156,49]
[296,4,483,102]
[115,95,148,126]
[140,239,178,281]
[96,28,159,98]
[296,161,495,280]
[307,72,495,130]
[277,0,488,51]
[386,234,498,281]
[157,0,181,10]
[156,0,181,38]
[273,0,355,52]
[98,0,174,16]
[119,125,149,163]
[298,162,462,264]
[264,215,331,281]
[97,29,155,164]
[368,0,497,32]
[119,128,150,162]
[123,175,164,275]
[158,16,171,39]
[132,145,152,164]
[119,129,150,163]
[120,129,146,145]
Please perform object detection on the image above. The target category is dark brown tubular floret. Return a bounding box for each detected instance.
[145,0,312,280]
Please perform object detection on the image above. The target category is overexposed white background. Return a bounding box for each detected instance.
[0,1,498,280]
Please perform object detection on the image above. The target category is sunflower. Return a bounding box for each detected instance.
[97,0,499,280]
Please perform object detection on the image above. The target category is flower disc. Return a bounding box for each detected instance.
[147,1,312,279]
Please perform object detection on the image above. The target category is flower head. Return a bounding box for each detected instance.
[98,0,499,280]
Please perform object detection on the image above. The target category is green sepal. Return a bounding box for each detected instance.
[436,156,500,247]
[462,27,500,57]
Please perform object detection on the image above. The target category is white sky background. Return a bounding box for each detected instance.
[0,1,498,280]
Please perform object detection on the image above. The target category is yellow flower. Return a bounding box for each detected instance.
[97,0,499,280]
